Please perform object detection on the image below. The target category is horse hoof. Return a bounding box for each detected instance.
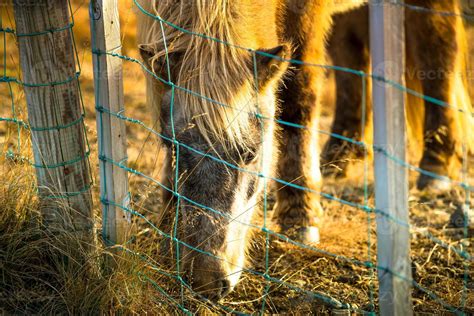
[276,224,320,245]
[417,174,452,194]
[449,203,474,228]
[296,226,320,244]
[272,199,323,244]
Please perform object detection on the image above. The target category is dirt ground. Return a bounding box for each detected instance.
[1,1,473,314]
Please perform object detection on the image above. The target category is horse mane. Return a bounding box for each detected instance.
[137,0,255,150]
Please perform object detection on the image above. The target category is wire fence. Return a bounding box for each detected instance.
[1,0,92,212]
[95,0,471,313]
[1,0,472,314]
[1,11,27,162]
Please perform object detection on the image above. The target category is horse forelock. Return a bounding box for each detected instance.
[138,0,258,151]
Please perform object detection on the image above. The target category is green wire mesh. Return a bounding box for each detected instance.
[0,0,470,314]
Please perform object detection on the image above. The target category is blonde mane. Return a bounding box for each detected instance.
[137,0,257,149]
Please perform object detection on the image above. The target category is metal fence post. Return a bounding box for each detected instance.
[370,0,413,314]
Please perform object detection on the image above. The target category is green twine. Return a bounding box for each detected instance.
[43,184,92,199]
[31,151,90,169]
[9,23,74,37]
[0,27,15,34]
[1,72,80,88]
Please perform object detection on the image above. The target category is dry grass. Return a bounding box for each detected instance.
[0,158,228,314]
[1,0,473,314]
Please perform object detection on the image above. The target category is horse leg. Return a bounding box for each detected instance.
[273,64,323,243]
[321,7,371,178]
[273,2,333,244]
[406,3,461,192]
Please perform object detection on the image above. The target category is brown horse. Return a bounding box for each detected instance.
[322,0,473,192]
[136,0,369,299]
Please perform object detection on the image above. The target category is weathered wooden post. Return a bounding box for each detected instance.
[13,0,93,231]
[370,0,413,314]
[90,0,131,245]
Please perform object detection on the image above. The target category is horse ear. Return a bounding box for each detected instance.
[139,43,177,80]
[253,45,290,90]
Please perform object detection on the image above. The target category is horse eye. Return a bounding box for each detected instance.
[242,150,257,165]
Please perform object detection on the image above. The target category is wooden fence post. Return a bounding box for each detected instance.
[90,0,131,245]
[13,0,93,231]
[370,0,413,314]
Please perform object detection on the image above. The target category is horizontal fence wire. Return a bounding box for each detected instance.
[93,0,473,314]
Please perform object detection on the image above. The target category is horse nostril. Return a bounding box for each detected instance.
[181,274,190,286]
[219,279,231,298]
